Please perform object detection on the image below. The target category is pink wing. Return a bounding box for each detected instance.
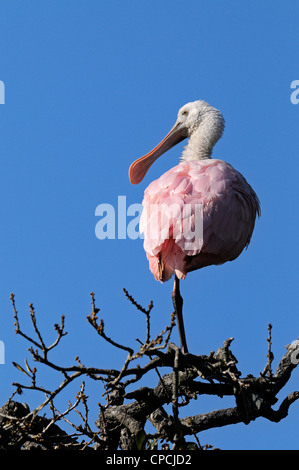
[140,159,260,282]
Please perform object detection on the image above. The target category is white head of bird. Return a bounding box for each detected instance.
[129,100,225,185]
[178,100,225,161]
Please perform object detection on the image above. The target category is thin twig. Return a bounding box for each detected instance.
[123,288,153,344]
[261,323,274,378]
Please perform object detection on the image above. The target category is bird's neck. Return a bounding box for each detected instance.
[181,128,213,161]
[181,112,225,162]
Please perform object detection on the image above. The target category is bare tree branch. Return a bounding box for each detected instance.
[1,291,299,450]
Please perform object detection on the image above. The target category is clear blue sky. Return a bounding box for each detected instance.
[0,1,298,450]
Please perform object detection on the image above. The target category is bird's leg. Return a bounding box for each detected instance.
[172,275,188,354]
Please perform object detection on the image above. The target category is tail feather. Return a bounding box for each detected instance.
[146,238,186,282]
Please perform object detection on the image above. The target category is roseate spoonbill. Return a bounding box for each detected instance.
[129,100,260,353]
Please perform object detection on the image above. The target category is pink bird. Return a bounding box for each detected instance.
[129,100,260,353]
